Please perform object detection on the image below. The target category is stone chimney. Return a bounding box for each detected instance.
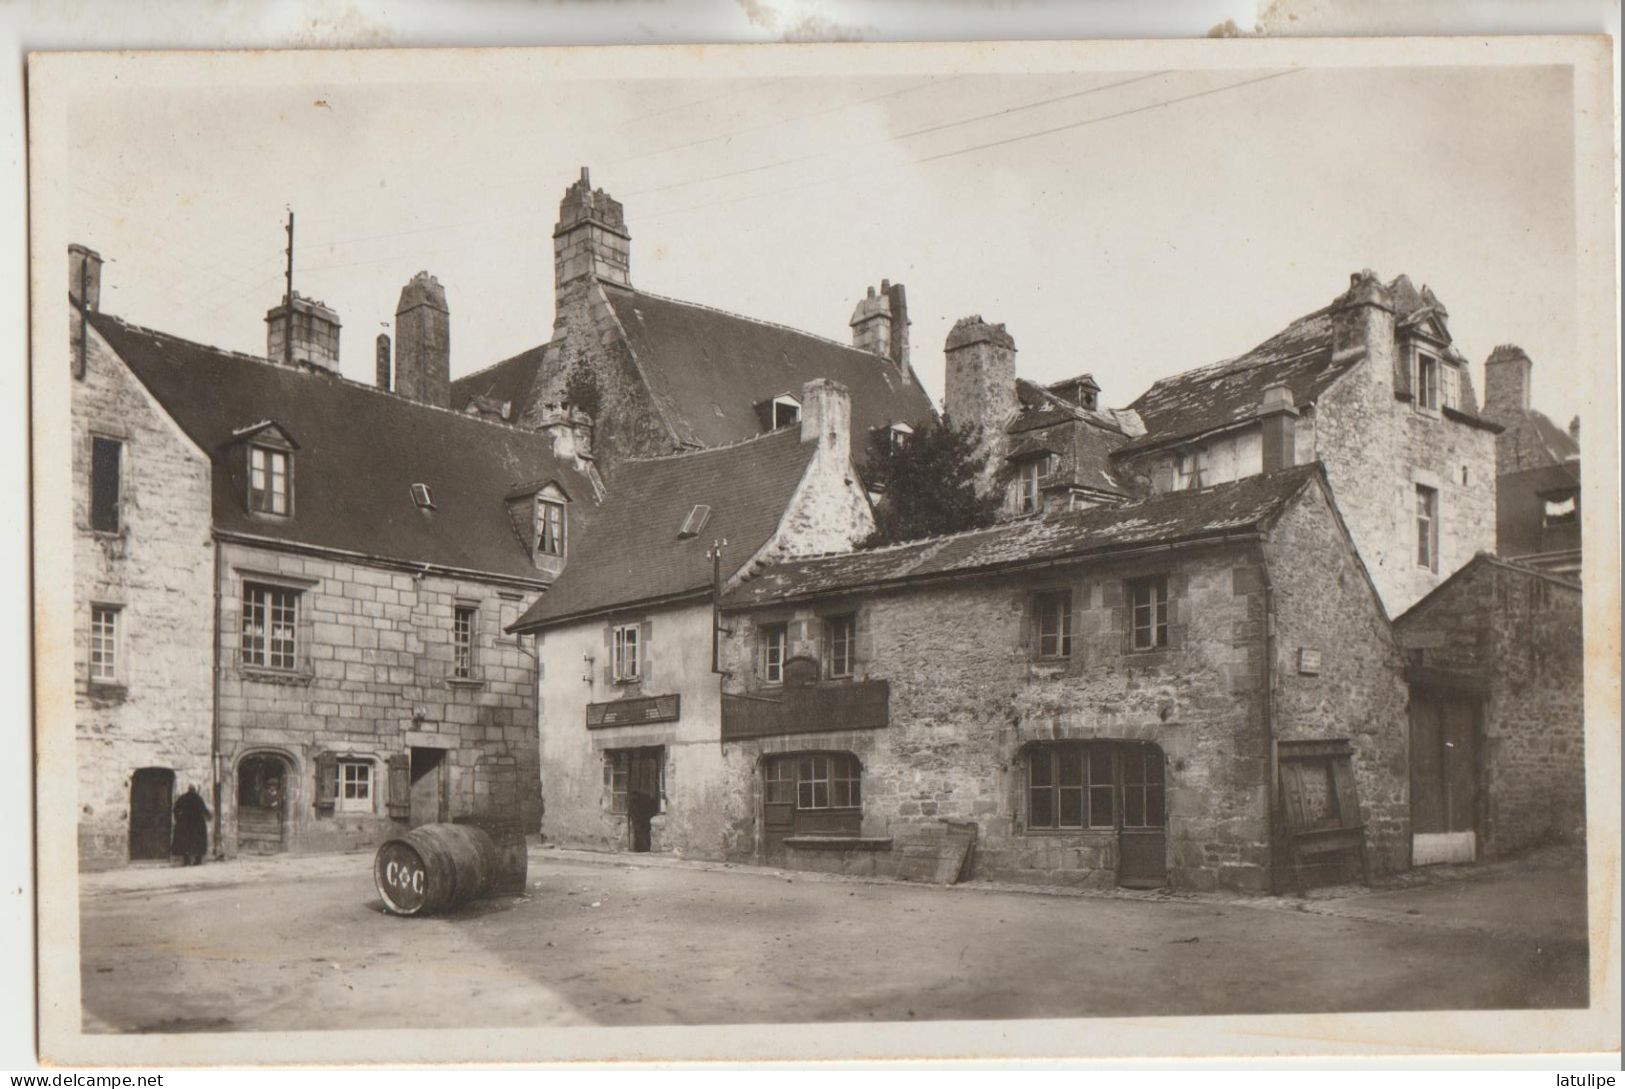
[554,167,630,315]
[70,244,102,312]
[394,272,450,408]
[265,292,342,373]
[1483,344,1533,416]
[1329,270,1398,394]
[539,401,594,463]
[1259,384,1298,473]
[800,377,852,462]
[848,279,912,381]
[944,315,1019,494]
[1568,415,1580,441]
[375,333,392,391]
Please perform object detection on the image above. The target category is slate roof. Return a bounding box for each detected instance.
[1007,379,1136,497]
[510,427,818,629]
[1528,409,1581,464]
[449,343,549,423]
[722,463,1325,609]
[604,288,937,449]
[1119,306,1353,454]
[91,312,595,582]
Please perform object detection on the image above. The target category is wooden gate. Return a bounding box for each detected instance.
[128,767,174,861]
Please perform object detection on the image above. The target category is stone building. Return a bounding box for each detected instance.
[70,249,597,866]
[651,463,1404,894]
[1478,344,1582,577]
[943,272,1502,616]
[451,169,938,469]
[1393,554,1584,864]
[507,380,874,856]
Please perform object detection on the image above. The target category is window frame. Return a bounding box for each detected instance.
[1033,589,1073,660]
[760,622,788,686]
[771,395,802,430]
[1128,576,1170,652]
[1026,743,1164,833]
[241,581,302,671]
[611,623,642,683]
[89,602,121,685]
[248,443,292,516]
[89,434,123,534]
[334,759,374,814]
[777,753,862,811]
[537,497,567,557]
[452,603,479,680]
[1415,350,1441,413]
[1415,484,1439,571]
[824,613,856,679]
[1017,459,1042,514]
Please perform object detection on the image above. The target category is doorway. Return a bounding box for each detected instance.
[1116,743,1168,889]
[409,747,448,828]
[606,747,665,853]
[761,752,862,863]
[236,754,289,854]
[128,767,175,861]
[1410,691,1481,864]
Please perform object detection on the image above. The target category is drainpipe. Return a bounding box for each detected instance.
[1258,543,1279,894]
[210,537,223,859]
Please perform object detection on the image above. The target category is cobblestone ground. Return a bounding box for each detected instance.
[77,845,1589,1032]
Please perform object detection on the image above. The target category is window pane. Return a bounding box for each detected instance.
[1123,786,1145,827]
[1089,786,1114,828]
[1058,786,1083,828]
[798,780,813,808]
[1057,746,1083,786]
[1028,749,1052,787]
[90,437,121,532]
[1029,787,1054,828]
[1146,784,1165,827]
[1088,747,1114,786]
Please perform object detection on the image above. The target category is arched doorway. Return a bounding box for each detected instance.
[237,753,291,854]
[128,767,175,861]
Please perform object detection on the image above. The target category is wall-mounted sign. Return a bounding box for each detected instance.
[1297,648,1322,675]
[586,693,680,729]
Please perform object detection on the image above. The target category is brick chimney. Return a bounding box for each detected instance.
[1483,344,1532,416]
[394,272,450,408]
[375,333,392,391]
[265,292,341,372]
[1259,384,1298,473]
[554,167,630,315]
[849,280,911,381]
[70,244,102,312]
[800,377,852,461]
[944,315,1018,494]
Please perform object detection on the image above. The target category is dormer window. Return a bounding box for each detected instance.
[1416,352,1440,412]
[1017,459,1043,514]
[887,421,914,450]
[411,483,435,510]
[538,497,566,556]
[772,395,801,430]
[249,445,290,515]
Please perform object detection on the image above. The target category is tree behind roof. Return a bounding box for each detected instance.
[862,417,1003,548]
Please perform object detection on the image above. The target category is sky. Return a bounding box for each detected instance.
[59,59,1579,424]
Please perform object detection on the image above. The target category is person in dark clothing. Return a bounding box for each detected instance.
[171,784,211,866]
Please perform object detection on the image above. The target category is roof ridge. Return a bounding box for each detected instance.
[620,425,804,463]
[95,312,559,442]
[627,287,876,360]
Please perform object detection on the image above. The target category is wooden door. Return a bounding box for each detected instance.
[1440,699,1479,834]
[409,747,447,828]
[1409,697,1446,834]
[128,767,174,861]
[626,748,663,853]
[1117,745,1167,888]
[762,756,795,861]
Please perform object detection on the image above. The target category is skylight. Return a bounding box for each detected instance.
[411,483,435,510]
[678,504,712,539]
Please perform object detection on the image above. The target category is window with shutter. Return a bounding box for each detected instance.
[386,753,411,819]
[314,752,338,814]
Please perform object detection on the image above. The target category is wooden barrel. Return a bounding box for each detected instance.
[453,816,529,896]
[374,823,499,916]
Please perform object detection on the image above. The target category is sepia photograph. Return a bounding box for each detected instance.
[26,34,1619,1066]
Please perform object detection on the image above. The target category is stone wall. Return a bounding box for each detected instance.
[214,541,541,855]
[73,320,216,868]
[520,279,677,468]
[1395,558,1584,856]
[1264,483,1411,874]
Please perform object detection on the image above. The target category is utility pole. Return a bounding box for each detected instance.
[283,209,295,366]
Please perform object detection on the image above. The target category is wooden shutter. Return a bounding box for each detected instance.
[1394,350,1413,399]
[386,753,411,820]
[639,620,653,681]
[314,751,338,813]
